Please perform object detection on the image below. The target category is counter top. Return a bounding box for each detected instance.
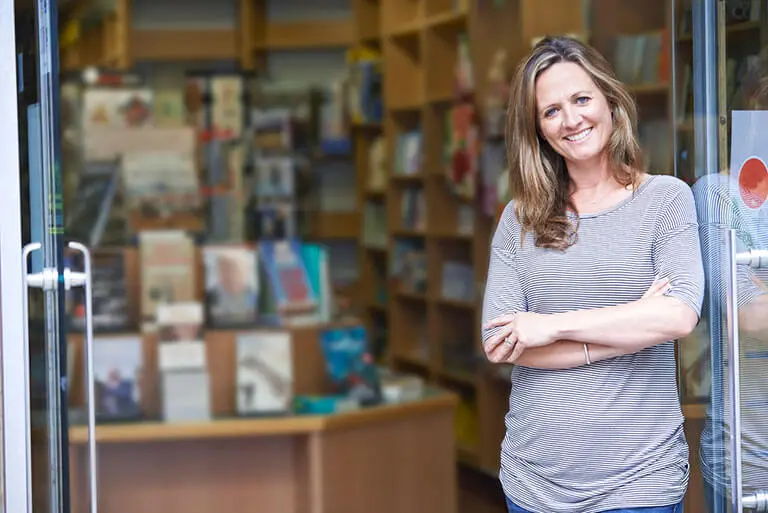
[69,391,458,445]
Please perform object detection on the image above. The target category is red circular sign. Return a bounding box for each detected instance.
[738,157,768,210]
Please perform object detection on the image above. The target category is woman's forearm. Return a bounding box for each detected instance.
[551,296,699,350]
[515,340,630,369]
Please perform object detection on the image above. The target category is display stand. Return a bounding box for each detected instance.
[68,391,458,513]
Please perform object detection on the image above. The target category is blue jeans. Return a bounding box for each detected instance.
[505,497,684,513]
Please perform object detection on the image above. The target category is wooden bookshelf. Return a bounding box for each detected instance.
[370,0,530,479]
[60,0,359,72]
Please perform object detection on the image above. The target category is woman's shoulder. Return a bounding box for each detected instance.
[643,173,691,194]
[493,200,524,249]
[642,173,695,205]
[497,199,523,229]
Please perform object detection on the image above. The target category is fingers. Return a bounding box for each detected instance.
[483,313,518,330]
[506,341,526,363]
[642,277,671,299]
[488,334,518,362]
[483,321,518,355]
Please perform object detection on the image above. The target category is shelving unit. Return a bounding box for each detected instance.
[366,0,528,476]
[59,0,357,72]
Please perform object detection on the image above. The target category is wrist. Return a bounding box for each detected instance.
[550,312,572,342]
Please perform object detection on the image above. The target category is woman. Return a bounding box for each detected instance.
[481,36,705,513]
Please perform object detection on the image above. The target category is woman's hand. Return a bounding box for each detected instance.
[483,312,558,364]
[642,276,670,299]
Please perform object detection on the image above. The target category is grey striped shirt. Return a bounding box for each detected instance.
[482,175,705,512]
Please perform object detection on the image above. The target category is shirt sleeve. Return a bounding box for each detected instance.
[481,203,528,344]
[652,183,706,318]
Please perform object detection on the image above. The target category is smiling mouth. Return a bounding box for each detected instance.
[564,127,593,142]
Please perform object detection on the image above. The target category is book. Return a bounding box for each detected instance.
[391,238,427,294]
[66,249,131,333]
[138,230,196,330]
[445,103,479,200]
[65,160,122,247]
[259,240,317,314]
[153,88,186,128]
[82,87,153,136]
[235,331,293,415]
[394,130,422,176]
[156,301,204,343]
[161,370,211,423]
[254,156,295,199]
[346,46,383,125]
[155,302,210,423]
[211,76,244,140]
[367,136,387,192]
[300,243,332,323]
[206,141,246,243]
[121,150,201,219]
[83,126,196,162]
[253,203,297,240]
[92,335,143,421]
[203,246,259,328]
[319,325,381,406]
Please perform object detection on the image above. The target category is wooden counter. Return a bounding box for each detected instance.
[69,391,459,513]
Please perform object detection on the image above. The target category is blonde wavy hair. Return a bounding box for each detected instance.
[506,36,645,250]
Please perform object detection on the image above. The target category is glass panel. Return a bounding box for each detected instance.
[15,0,70,511]
[678,0,768,511]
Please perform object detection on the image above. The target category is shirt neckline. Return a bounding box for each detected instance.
[568,175,658,219]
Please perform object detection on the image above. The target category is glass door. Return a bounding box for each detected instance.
[681,0,768,511]
[1,0,97,512]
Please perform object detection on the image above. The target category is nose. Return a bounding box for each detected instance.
[561,105,582,129]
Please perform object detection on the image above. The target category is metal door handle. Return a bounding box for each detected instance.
[726,231,768,512]
[744,491,768,511]
[735,249,768,268]
[24,241,98,513]
[66,242,98,513]
[725,230,744,512]
[20,242,40,513]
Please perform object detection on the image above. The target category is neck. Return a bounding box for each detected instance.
[566,152,616,194]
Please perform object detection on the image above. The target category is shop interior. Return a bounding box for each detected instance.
[51,0,760,511]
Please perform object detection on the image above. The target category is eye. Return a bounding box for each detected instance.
[575,96,590,105]
[544,107,558,118]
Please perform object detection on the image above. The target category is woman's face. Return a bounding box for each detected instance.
[535,61,613,169]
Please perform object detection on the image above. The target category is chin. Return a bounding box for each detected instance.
[559,146,601,163]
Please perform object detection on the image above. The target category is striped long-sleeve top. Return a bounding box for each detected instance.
[482,175,705,513]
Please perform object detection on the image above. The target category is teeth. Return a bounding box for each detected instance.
[565,128,592,142]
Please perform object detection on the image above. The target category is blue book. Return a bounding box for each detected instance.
[319,325,381,406]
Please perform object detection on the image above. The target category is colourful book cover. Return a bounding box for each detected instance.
[259,240,317,314]
[319,325,381,406]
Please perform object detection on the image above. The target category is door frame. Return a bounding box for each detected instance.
[0,0,34,512]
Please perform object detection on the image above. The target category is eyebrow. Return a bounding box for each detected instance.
[539,90,594,115]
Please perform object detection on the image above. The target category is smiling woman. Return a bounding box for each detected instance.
[482,36,705,513]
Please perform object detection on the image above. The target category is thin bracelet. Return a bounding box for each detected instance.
[583,343,592,365]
